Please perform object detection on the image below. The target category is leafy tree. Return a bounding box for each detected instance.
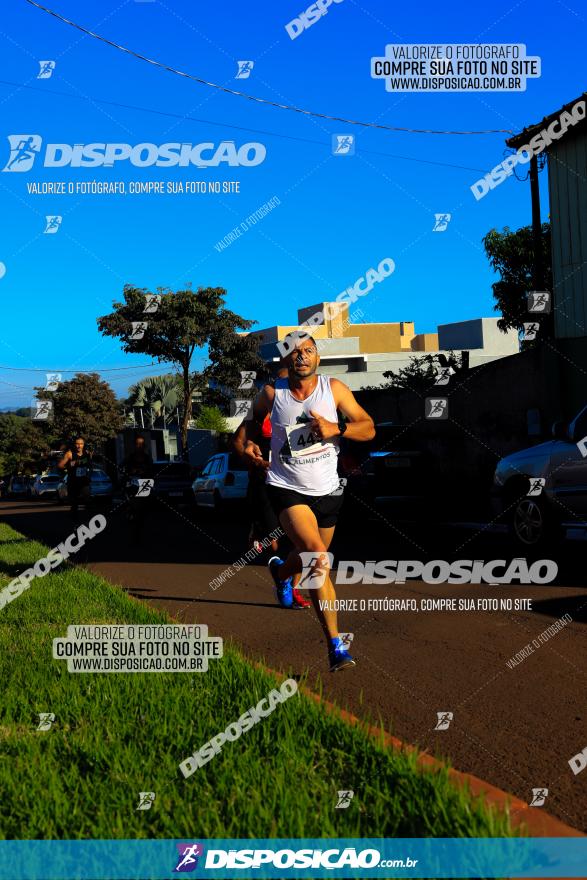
[37,373,124,448]
[483,223,552,341]
[126,374,181,428]
[97,285,263,456]
[194,405,229,432]
[0,414,53,474]
[362,352,469,394]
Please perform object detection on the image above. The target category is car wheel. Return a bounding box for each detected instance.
[511,496,558,548]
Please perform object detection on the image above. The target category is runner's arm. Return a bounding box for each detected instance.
[57,451,72,470]
[232,385,274,466]
[310,379,375,442]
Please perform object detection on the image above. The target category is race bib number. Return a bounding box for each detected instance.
[75,467,87,477]
[285,423,326,458]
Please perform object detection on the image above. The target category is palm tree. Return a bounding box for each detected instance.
[126,375,181,428]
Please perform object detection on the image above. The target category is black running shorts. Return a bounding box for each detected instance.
[266,484,344,529]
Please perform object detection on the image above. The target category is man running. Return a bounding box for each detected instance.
[122,435,154,543]
[58,436,93,521]
[241,332,375,671]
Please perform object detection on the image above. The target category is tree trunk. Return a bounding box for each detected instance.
[181,361,191,461]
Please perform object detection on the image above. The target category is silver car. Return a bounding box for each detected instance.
[492,404,587,546]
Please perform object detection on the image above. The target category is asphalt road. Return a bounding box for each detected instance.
[2,495,587,832]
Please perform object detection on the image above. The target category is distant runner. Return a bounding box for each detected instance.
[58,436,93,521]
[122,434,154,543]
[241,332,375,671]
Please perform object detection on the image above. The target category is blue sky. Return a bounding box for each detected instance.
[0,0,584,405]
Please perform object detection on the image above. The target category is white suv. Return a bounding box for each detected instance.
[192,453,249,510]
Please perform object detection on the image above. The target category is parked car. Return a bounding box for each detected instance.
[492,404,587,546]
[192,453,249,510]
[31,473,62,499]
[151,461,194,505]
[6,475,28,499]
[57,469,114,506]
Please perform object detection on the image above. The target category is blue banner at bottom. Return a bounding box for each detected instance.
[1,838,586,879]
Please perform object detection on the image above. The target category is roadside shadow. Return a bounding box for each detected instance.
[529,595,587,623]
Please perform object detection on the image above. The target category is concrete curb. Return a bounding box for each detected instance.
[252,659,583,839]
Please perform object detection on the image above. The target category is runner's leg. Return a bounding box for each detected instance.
[277,505,338,640]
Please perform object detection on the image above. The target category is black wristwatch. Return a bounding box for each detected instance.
[337,416,347,436]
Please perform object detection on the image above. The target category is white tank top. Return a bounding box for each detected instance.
[266,375,340,496]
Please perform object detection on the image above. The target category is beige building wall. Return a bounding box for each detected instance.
[411,333,439,351]
[297,302,349,338]
[344,323,403,353]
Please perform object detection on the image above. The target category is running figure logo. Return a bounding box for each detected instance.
[174,843,204,873]
[335,790,354,809]
[135,479,154,497]
[522,322,540,341]
[136,791,156,811]
[332,134,355,156]
[425,398,448,420]
[434,711,453,731]
[130,322,148,341]
[529,788,548,807]
[339,632,354,648]
[3,135,42,172]
[143,294,161,314]
[32,399,53,421]
[527,477,545,496]
[236,61,254,79]
[44,215,62,234]
[37,60,56,79]
[239,370,256,390]
[299,551,334,590]
[433,213,451,232]
[36,712,55,731]
[527,291,551,313]
[434,366,454,386]
[45,373,61,391]
[231,399,253,419]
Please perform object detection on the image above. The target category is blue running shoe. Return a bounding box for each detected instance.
[268,556,294,609]
[329,636,357,672]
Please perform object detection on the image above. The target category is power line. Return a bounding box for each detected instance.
[0,362,162,373]
[23,0,513,136]
[0,78,489,173]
